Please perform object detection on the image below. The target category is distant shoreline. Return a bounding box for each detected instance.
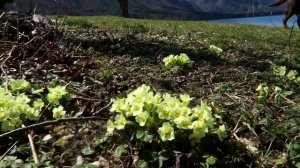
[209,14,299,28]
[107,11,285,21]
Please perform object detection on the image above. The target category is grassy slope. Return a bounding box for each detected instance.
[65,15,300,54]
[25,16,299,167]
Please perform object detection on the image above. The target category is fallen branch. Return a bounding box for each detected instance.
[93,100,112,115]
[0,116,107,140]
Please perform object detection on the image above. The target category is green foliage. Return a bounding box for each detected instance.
[163,53,193,70]
[289,143,300,166]
[0,156,18,168]
[73,164,99,168]
[82,146,95,156]
[138,160,148,168]
[0,79,70,132]
[114,144,128,158]
[271,65,300,85]
[254,64,300,107]
[203,155,217,167]
[98,68,120,79]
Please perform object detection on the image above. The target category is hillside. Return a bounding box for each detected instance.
[0,16,299,167]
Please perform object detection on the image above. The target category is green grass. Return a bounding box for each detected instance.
[63,15,300,60]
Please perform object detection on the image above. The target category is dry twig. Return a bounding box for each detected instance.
[22,125,39,164]
[0,116,107,140]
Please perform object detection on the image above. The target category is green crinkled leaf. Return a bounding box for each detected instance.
[273,158,287,165]
[136,130,145,139]
[143,134,153,143]
[81,146,94,156]
[73,164,98,168]
[114,145,127,158]
[138,160,148,168]
[206,156,217,165]
[158,155,168,168]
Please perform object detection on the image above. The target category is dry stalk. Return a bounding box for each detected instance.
[22,125,39,164]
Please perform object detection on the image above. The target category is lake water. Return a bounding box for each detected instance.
[210,15,299,28]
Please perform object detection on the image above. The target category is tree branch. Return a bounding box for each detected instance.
[0,117,108,140]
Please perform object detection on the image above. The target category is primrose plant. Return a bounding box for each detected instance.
[163,53,193,70]
[208,45,223,55]
[0,79,70,132]
[272,65,300,84]
[107,84,226,144]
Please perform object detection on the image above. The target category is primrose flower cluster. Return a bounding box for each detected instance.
[0,79,69,132]
[272,65,300,84]
[107,84,216,142]
[255,83,270,100]
[163,53,193,69]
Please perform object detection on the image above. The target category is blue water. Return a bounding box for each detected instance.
[211,15,299,28]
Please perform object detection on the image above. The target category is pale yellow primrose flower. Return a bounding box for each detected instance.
[216,124,227,141]
[286,70,298,80]
[47,85,68,104]
[162,93,173,102]
[110,98,124,112]
[163,54,175,68]
[130,84,150,96]
[135,111,149,126]
[163,53,193,69]
[106,120,115,134]
[158,122,175,141]
[191,119,207,138]
[157,105,171,120]
[209,45,223,54]
[52,105,66,119]
[179,94,193,106]
[143,91,154,104]
[179,107,192,116]
[255,84,269,95]
[255,83,264,93]
[27,108,40,120]
[174,116,192,129]
[170,108,181,120]
[9,79,30,92]
[192,101,212,119]
[272,66,286,77]
[33,99,45,111]
[127,94,144,104]
[15,94,30,104]
[131,102,144,116]
[114,114,127,130]
[179,53,190,62]
[151,93,162,105]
